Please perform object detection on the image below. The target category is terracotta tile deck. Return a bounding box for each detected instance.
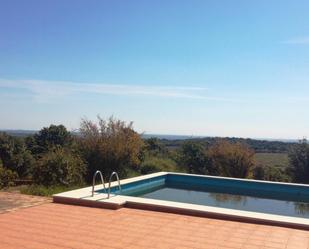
[0,191,51,213]
[1,203,309,249]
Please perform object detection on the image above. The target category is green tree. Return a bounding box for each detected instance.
[33,147,86,186]
[79,116,144,180]
[0,132,14,164]
[253,164,291,182]
[0,158,18,188]
[0,132,35,178]
[207,140,255,178]
[144,138,168,156]
[32,125,72,154]
[289,139,309,183]
[178,141,210,174]
[0,167,17,188]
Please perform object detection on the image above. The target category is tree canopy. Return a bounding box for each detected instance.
[30,124,72,154]
[289,139,309,183]
[207,140,255,178]
[178,141,209,174]
[79,116,144,180]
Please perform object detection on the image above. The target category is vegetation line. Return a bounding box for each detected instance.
[1,116,308,196]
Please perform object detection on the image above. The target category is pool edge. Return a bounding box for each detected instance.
[53,171,309,231]
[124,200,309,231]
[53,195,122,210]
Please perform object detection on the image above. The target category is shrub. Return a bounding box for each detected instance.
[178,141,210,174]
[289,139,309,183]
[33,148,86,186]
[253,164,291,182]
[140,156,178,174]
[144,138,168,156]
[207,140,255,178]
[0,132,35,178]
[0,160,18,188]
[30,125,73,154]
[79,116,144,181]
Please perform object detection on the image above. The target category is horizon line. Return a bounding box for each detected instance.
[0,128,301,142]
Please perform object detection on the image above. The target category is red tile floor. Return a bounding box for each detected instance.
[0,191,50,214]
[1,202,309,249]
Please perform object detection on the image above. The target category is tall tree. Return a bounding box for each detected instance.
[144,137,168,156]
[207,140,255,178]
[79,116,144,180]
[31,125,72,154]
[33,147,86,186]
[0,132,35,178]
[289,139,309,183]
[178,141,210,174]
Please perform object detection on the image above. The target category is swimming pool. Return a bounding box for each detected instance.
[53,172,309,229]
[106,173,309,218]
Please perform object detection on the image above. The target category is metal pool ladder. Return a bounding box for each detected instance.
[92,170,107,197]
[108,171,122,199]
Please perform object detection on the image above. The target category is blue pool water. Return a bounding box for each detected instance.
[106,174,309,218]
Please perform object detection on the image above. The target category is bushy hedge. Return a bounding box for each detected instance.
[289,139,309,183]
[79,116,144,180]
[0,132,35,178]
[207,140,255,178]
[177,141,210,174]
[0,160,18,188]
[253,164,291,182]
[33,148,86,186]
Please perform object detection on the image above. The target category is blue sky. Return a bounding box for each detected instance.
[0,0,309,139]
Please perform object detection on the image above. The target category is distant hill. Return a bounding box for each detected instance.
[142,134,203,140]
[1,130,298,153]
[142,134,298,143]
[1,130,38,137]
[155,136,297,153]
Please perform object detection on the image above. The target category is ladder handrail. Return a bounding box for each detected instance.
[108,171,122,198]
[92,170,106,197]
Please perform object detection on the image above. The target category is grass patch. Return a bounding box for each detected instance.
[255,153,289,168]
[20,185,84,196]
[140,156,182,174]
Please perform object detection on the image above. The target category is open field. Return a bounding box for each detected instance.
[255,153,289,168]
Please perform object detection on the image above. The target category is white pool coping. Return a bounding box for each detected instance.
[53,172,309,230]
